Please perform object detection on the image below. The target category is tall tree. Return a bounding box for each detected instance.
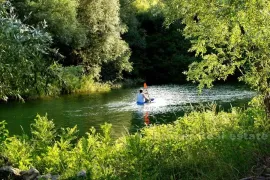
[120,1,196,84]
[162,0,270,116]
[0,1,54,101]
[12,0,132,81]
[11,0,84,48]
[78,0,132,80]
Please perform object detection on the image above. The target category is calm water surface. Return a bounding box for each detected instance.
[0,85,256,138]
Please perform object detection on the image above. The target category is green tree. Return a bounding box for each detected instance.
[12,0,132,81]
[0,1,54,101]
[120,0,146,50]
[11,0,85,48]
[78,0,132,81]
[120,2,196,84]
[162,0,270,115]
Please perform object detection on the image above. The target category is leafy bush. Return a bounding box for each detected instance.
[75,75,111,93]
[0,103,269,179]
[0,121,8,144]
[0,1,56,101]
[41,64,112,96]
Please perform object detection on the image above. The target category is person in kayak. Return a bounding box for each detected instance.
[137,89,149,104]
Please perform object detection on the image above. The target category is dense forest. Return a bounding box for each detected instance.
[2,0,270,179]
[0,0,197,101]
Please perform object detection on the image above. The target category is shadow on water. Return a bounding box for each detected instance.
[0,84,256,138]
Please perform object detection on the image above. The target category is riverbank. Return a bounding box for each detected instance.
[1,78,146,102]
[0,97,269,179]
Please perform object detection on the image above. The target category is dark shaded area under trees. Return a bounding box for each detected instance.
[121,10,198,84]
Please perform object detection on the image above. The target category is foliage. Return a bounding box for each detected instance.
[50,65,111,94]
[75,75,111,93]
[11,0,84,48]
[0,1,55,101]
[162,0,270,94]
[3,136,33,170]
[0,121,8,144]
[11,0,133,83]
[132,0,161,12]
[31,114,56,151]
[78,0,132,81]
[0,103,269,179]
[52,65,84,94]
[122,10,197,84]
[120,0,146,49]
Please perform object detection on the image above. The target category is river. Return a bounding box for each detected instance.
[0,84,256,138]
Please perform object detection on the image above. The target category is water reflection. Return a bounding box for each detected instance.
[144,112,150,126]
[0,85,255,138]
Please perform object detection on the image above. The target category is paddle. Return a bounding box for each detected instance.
[143,82,152,102]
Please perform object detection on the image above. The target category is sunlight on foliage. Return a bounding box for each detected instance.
[0,103,269,179]
[0,1,54,101]
[162,0,270,95]
[133,0,160,11]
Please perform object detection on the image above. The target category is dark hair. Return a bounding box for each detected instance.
[139,90,143,93]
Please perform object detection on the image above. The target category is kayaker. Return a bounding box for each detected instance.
[137,89,149,104]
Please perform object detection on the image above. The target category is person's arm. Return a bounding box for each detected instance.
[143,90,149,97]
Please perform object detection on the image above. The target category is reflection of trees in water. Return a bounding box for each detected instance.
[1,86,253,140]
[130,110,145,133]
[107,111,133,138]
[130,106,187,134]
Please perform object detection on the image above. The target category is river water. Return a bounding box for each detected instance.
[0,84,256,138]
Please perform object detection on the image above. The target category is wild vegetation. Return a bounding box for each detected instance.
[120,1,197,84]
[2,0,270,179]
[0,97,268,179]
[0,0,132,101]
[0,0,200,101]
[162,0,270,116]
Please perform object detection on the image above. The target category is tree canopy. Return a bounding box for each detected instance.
[2,0,253,98]
[11,0,132,80]
[0,1,54,100]
[162,0,270,92]
[78,0,132,80]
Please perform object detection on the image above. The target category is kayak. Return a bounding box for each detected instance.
[137,98,155,105]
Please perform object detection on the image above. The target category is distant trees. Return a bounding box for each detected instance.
[120,1,196,84]
[78,0,132,81]
[1,0,214,100]
[0,0,134,100]
[11,0,132,81]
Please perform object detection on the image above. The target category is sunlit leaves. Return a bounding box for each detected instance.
[133,0,161,12]
[163,0,270,94]
[0,2,54,101]
[31,114,56,149]
[19,0,82,47]
[0,121,8,144]
[78,0,132,80]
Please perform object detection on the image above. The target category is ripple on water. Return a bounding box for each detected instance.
[105,85,256,114]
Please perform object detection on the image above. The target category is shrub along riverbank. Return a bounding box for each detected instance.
[0,97,269,179]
